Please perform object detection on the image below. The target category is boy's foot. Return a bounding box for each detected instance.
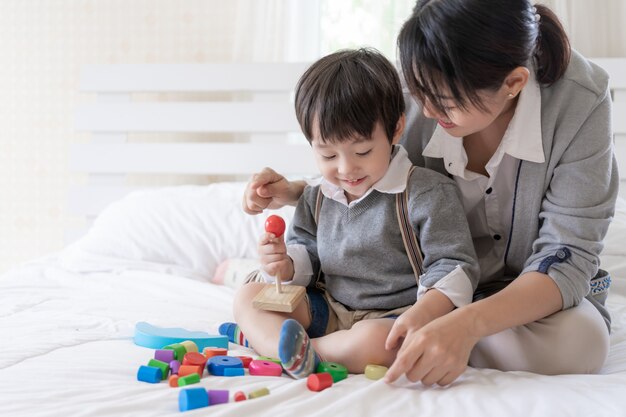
[278,319,320,379]
[218,322,250,347]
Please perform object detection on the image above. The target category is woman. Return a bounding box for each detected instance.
[242,0,618,386]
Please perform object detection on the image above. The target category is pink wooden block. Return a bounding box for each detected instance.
[248,360,282,377]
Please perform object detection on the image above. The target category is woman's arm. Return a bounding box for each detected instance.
[242,167,307,214]
[384,271,562,386]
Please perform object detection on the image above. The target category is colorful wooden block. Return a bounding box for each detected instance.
[169,360,181,375]
[179,388,209,411]
[235,356,253,368]
[183,352,207,367]
[317,362,348,382]
[234,391,247,402]
[248,387,270,399]
[147,359,170,380]
[178,365,203,377]
[208,390,229,405]
[134,322,228,350]
[163,343,187,362]
[364,364,388,380]
[168,375,179,387]
[248,360,282,377]
[203,347,228,358]
[207,356,243,376]
[177,373,201,386]
[137,365,162,383]
[180,340,199,353]
[257,356,282,365]
[307,372,333,391]
[223,367,245,377]
[154,349,175,363]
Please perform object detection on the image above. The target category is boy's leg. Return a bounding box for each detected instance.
[232,282,312,358]
[469,298,609,374]
[312,318,398,374]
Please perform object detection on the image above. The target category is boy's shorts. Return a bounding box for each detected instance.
[305,288,412,338]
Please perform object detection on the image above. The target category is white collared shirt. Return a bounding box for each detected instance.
[422,70,545,281]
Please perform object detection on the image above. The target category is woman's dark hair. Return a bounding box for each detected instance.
[398,0,570,114]
[294,48,405,144]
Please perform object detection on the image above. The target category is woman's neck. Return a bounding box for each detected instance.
[463,97,518,176]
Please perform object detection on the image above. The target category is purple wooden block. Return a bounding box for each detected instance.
[208,390,229,405]
[169,360,181,375]
[155,349,175,363]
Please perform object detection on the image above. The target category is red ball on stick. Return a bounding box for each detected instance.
[264,215,286,238]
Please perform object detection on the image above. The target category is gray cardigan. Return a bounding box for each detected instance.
[400,50,619,329]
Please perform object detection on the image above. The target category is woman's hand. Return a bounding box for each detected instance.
[243,167,301,214]
[258,232,294,281]
[385,307,480,387]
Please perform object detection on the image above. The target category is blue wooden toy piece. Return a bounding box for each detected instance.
[207,355,243,376]
[137,365,163,383]
[179,388,209,411]
[133,322,228,350]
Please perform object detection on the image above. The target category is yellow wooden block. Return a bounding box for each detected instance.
[364,364,388,380]
[252,284,306,313]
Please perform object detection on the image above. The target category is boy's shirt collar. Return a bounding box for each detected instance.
[422,69,545,179]
[305,144,413,207]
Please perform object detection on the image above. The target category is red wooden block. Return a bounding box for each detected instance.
[183,352,207,367]
[307,372,333,392]
[235,356,253,368]
[234,391,247,402]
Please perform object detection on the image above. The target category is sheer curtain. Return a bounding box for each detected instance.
[539,0,626,57]
[231,0,320,62]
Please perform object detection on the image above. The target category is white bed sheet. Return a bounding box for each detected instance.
[2,253,626,417]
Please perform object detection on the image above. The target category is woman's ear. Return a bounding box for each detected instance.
[503,67,530,98]
[392,113,406,144]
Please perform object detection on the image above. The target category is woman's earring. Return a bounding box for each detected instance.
[508,92,515,98]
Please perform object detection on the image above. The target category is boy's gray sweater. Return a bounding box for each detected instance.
[286,167,480,311]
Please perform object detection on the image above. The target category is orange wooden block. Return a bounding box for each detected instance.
[203,347,228,359]
[168,375,179,387]
[179,365,203,377]
[235,356,253,368]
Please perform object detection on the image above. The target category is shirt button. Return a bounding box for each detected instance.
[493,234,502,240]
[556,249,567,259]
[486,187,493,194]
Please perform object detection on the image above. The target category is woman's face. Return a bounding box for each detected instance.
[421,87,516,138]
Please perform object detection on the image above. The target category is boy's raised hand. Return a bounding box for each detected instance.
[258,232,294,281]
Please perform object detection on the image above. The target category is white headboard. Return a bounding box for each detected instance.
[68,63,316,241]
[69,59,626,241]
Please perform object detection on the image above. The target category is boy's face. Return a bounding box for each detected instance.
[311,121,398,203]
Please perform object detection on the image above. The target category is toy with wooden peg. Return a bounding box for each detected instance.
[252,215,306,313]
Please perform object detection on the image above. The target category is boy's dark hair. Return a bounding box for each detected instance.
[398,0,570,115]
[294,48,405,144]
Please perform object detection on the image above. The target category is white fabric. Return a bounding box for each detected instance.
[59,183,295,282]
[422,71,544,281]
[1,197,626,416]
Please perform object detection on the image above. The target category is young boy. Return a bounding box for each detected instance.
[222,48,479,379]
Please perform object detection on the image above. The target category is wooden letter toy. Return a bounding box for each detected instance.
[207,355,244,376]
[134,322,228,350]
[137,365,162,383]
[307,372,333,392]
[179,388,209,411]
[248,360,283,377]
[252,215,306,313]
[364,364,388,380]
[317,362,348,382]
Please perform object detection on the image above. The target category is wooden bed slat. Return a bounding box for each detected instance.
[69,143,316,175]
[80,63,310,93]
[75,102,300,133]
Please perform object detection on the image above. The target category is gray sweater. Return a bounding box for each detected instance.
[400,50,618,328]
[286,166,480,311]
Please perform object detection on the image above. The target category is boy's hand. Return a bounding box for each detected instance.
[258,232,294,281]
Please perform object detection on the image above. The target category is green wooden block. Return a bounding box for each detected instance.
[316,361,348,382]
[163,343,187,361]
[257,356,282,366]
[177,373,201,386]
[147,359,170,380]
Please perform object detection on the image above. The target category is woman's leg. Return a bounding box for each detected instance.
[469,298,610,374]
[232,282,312,358]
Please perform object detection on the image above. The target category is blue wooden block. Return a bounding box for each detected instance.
[137,365,163,383]
[179,388,209,411]
[207,356,243,376]
[133,322,228,350]
[223,367,245,377]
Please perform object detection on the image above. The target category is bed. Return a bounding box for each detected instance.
[1,60,626,416]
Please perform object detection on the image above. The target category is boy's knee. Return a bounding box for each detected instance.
[233,282,265,314]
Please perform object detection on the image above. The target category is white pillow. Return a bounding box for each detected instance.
[59,183,295,282]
